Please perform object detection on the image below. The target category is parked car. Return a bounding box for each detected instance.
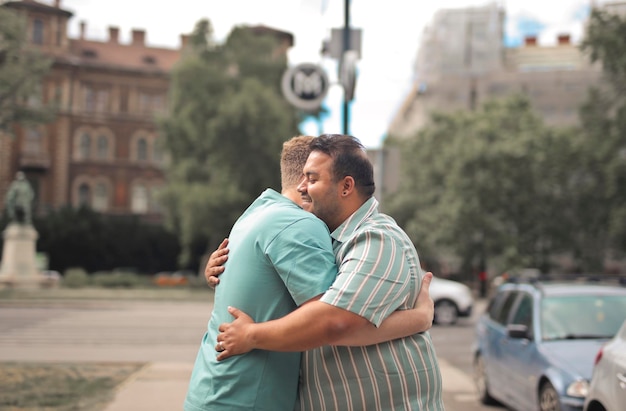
[584,318,626,411]
[473,279,626,411]
[429,276,474,326]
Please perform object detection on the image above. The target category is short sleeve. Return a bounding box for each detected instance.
[266,216,337,306]
[321,229,417,327]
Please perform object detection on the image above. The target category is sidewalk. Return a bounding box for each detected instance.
[104,362,194,411]
[103,358,478,411]
[0,295,483,411]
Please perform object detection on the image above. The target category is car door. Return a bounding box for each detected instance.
[482,290,520,403]
[499,292,537,411]
[604,322,626,410]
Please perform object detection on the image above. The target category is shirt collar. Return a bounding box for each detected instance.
[330,197,379,244]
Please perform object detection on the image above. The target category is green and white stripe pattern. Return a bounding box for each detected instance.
[297,197,445,411]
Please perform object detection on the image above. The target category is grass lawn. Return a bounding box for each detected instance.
[0,285,212,410]
[0,362,145,411]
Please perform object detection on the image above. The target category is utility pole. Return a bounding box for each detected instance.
[342,0,350,134]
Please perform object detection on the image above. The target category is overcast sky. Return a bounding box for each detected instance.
[56,0,607,148]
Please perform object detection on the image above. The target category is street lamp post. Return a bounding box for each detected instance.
[342,0,350,135]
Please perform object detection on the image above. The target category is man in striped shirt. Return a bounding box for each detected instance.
[217,134,444,410]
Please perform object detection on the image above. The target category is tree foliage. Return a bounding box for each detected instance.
[578,8,626,267]
[0,7,55,133]
[386,96,579,276]
[581,8,626,99]
[384,8,626,276]
[158,20,300,266]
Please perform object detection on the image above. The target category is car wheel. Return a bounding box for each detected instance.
[474,353,498,405]
[539,382,561,411]
[434,299,458,325]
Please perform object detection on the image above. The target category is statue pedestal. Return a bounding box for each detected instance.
[0,223,40,288]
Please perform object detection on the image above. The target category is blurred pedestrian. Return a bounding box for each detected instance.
[479,270,488,298]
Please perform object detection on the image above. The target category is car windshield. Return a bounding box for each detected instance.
[541,294,626,341]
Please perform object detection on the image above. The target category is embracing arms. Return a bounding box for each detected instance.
[205,239,435,360]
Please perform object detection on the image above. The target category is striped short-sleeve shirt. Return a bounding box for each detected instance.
[297,197,445,411]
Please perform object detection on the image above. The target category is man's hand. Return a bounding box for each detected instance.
[215,306,255,361]
[205,238,229,288]
[413,271,435,331]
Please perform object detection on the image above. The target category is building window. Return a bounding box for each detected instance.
[79,133,91,159]
[119,86,129,113]
[33,19,44,45]
[78,183,91,207]
[131,184,148,213]
[153,139,163,164]
[137,138,148,161]
[97,135,109,160]
[56,23,62,46]
[138,90,165,114]
[84,84,110,112]
[24,128,43,155]
[93,183,108,211]
[85,88,96,111]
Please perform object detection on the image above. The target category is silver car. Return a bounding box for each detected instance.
[584,319,626,411]
[429,276,474,326]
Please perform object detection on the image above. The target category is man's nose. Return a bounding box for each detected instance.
[297,178,306,193]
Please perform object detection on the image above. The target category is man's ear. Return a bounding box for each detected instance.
[341,177,356,196]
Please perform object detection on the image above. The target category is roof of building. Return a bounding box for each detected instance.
[4,0,73,17]
[60,37,182,74]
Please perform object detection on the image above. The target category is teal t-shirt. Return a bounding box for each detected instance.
[185,189,337,411]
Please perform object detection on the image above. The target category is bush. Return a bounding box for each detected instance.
[91,271,144,288]
[62,267,90,288]
[33,207,181,274]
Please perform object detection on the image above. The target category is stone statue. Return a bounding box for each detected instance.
[5,171,34,225]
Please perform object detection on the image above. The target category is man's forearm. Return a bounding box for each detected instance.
[333,271,435,346]
[219,301,368,354]
[333,305,431,346]
[254,301,368,351]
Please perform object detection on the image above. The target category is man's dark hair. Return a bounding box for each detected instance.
[311,134,375,198]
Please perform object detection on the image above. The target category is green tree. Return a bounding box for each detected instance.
[581,9,626,100]
[577,8,626,268]
[0,7,55,133]
[385,95,577,276]
[158,19,299,266]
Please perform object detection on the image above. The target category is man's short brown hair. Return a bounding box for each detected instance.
[281,135,315,189]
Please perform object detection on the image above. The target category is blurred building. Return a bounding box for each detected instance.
[366,147,401,207]
[0,0,181,222]
[0,0,293,222]
[387,2,604,139]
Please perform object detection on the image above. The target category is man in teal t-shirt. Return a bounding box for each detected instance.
[184,136,337,411]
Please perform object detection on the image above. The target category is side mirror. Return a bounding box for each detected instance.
[507,324,530,340]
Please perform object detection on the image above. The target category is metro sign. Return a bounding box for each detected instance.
[281,63,329,111]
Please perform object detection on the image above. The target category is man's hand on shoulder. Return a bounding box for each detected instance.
[205,238,229,288]
[413,271,434,331]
